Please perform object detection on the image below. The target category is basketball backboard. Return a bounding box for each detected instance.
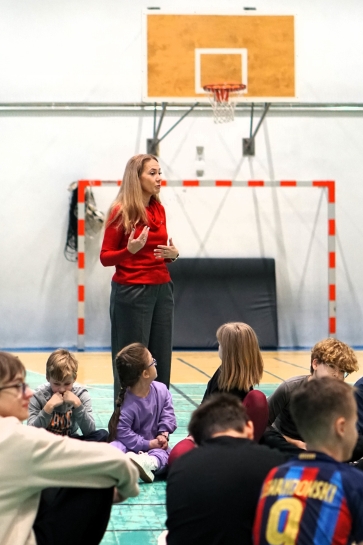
[143,13,296,103]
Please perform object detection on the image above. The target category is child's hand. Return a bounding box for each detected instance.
[113,487,125,504]
[156,434,169,450]
[44,392,64,414]
[149,438,162,450]
[62,391,81,408]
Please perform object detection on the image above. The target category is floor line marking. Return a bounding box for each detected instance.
[263,369,285,381]
[176,358,212,379]
[273,357,310,371]
[107,529,166,532]
[170,384,199,408]
[120,503,166,506]
[26,369,46,377]
[84,385,113,391]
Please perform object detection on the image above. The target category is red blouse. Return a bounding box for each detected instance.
[100,199,171,285]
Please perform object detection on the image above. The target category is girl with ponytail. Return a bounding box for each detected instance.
[108,343,177,483]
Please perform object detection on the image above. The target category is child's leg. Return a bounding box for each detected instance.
[126,449,169,483]
[33,486,113,545]
[127,451,158,483]
[242,390,269,442]
[109,439,128,453]
[148,448,170,475]
[71,429,109,442]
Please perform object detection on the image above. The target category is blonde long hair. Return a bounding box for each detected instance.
[107,154,160,233]
[216,322,264,392]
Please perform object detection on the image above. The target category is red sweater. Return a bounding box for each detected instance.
[100,199,171,285]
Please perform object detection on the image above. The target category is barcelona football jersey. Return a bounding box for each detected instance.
[253,452,363,545]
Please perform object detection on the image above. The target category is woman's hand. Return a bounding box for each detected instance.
[154,238,179,260]
[127,226,149,254]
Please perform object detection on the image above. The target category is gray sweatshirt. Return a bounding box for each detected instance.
[28,382,96,436]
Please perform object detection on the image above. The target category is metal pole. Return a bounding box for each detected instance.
[249,103,254,138]
[251,103,271,140]
[158,102,199,143]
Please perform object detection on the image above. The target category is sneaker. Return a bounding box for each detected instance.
[126,452,155,483]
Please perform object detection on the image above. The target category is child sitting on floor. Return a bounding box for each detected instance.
[0,351,138,545]
[168,322,268,465]
[108,342,177,483]
[28,348,108,441]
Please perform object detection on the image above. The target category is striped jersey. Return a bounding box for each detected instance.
[253,452,363,545]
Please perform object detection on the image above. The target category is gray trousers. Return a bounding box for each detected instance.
[110,281,174,401]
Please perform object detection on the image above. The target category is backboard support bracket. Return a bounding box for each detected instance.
[243,102,271,156]
[147,101,199,156]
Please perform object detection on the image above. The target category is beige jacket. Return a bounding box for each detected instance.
[0,416,139,545]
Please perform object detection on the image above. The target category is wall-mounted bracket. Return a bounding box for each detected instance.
[147,102,199,156]
[243,102,271,156]
[243,138,255,156]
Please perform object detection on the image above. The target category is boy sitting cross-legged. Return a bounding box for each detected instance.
[28,348,108,441]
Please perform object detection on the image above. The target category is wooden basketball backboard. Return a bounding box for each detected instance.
[143,13,296,103]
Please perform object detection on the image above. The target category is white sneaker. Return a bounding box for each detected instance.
[126,452,156,483]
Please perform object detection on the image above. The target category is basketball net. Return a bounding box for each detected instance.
[203,83,246,123]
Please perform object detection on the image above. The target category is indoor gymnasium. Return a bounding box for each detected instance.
[2,2,363,545]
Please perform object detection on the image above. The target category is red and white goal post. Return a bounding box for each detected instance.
[76,179,336,350]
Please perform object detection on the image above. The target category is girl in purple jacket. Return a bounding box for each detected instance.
[108,343,177,482]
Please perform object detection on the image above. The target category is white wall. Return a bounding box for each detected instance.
[1,0,363,349]
[1,0,363,102]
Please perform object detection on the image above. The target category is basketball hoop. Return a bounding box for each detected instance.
[203,83,246,123]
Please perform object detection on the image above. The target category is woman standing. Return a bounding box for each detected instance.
[100,154,178,401]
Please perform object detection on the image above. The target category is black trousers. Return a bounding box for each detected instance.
[70,429,109,442]
[260,427,304,457]
[33,486,113,545]
[110,281,174,401]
